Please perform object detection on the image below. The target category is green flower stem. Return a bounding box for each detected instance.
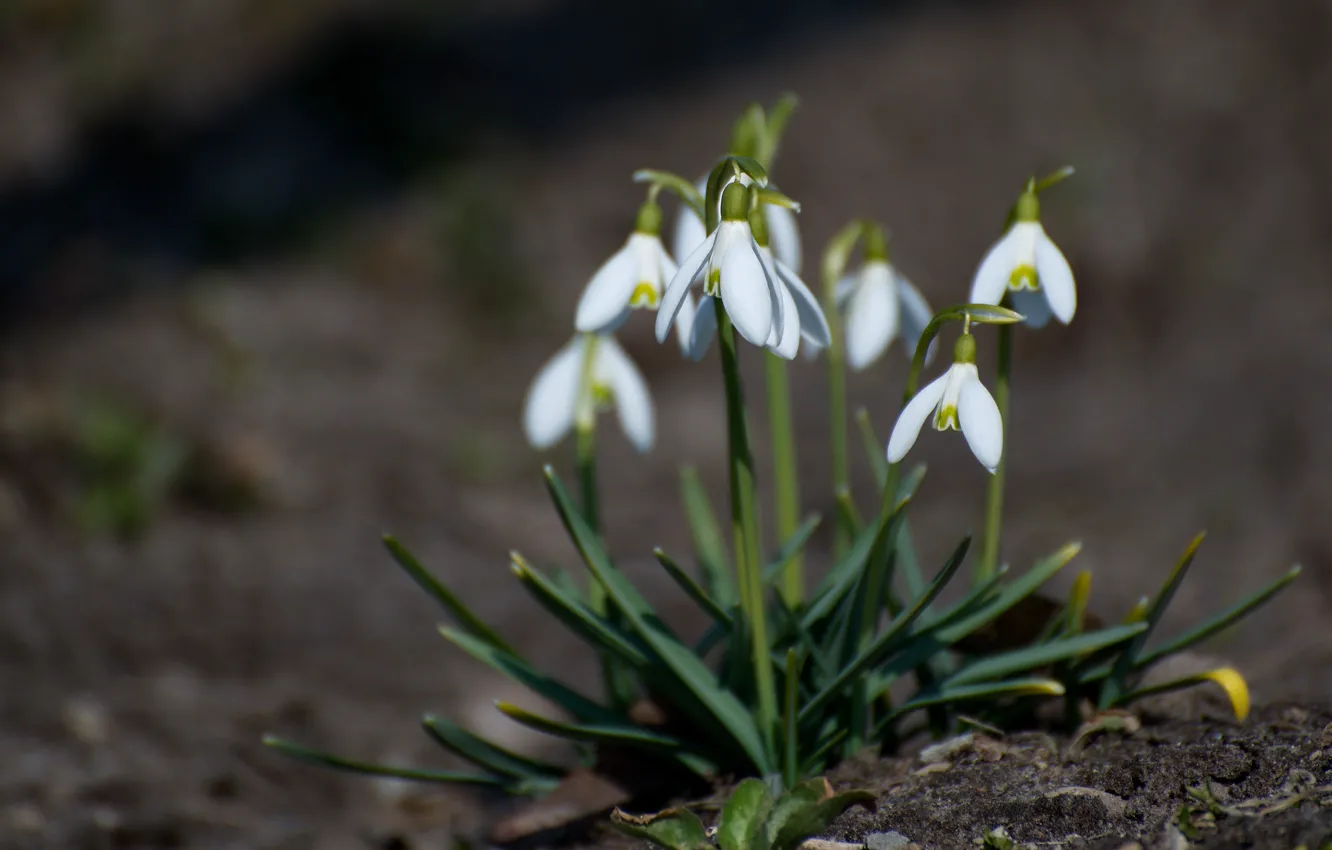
[765,353,803,606]
[978,323,1012,583]
[824,278,850,560]
[715,298,778,743]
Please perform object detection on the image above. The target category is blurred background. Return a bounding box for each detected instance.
[0,0,1329,846]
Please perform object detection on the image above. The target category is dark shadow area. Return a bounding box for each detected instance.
[0,0,957,322]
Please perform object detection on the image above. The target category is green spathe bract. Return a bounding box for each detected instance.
[264,96,1298,817]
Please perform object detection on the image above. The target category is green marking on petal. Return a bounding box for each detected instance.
[706,268,722,297]
[1008,264,1039,291]
[630,282,659,308]
[934,404,959,431]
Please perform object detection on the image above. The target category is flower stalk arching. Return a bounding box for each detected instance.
[977,322,1012,584]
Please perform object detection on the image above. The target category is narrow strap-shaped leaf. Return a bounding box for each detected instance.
[1114,667,1250,720]
[1137,564,1300,667]
[384,535,517,654]
[1099,533,1204,709]
[781,649,802,790]
[680,466,736,608]
[547,467,774,774]
[833,488,863,543]
[799,727,847,778]
[799,536,969,725]
[262,735,508,787]
[854,408,890,491]
[420,714,563,780]
[804,488,918,629]
[439,626,618,725]
[655,548,733,627]
[761,515,822,585]
[923,542,1081,645]
[879,678,1065,723]
[510,554,651,668]
[945,623,1146,687]
[496,703,716,778]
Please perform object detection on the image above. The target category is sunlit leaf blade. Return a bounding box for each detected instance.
[420,714,563,781]
[761,515,822,585]
[854,408,889,491]
[384,535,516,654]
[1099,533,1204,709]
[1116,667,1250,721]
[680,467,736,608]
[924,542,1081,645]
[1137,564,1300,667]
[546,467,773,774]
[946,623,1146,687]
[510,554,651,668]
[833,488,863,541]
[262,736,507,787]
[717,778,774,850]
[1065,571,1092,636]
[884,678,1065,721]
[611,806,711,850]
[496,703,715,778]
[439,626,618,725]
[800,536,970,724]
[655,548,733,626]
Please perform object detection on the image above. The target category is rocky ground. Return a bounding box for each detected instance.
[0,0,1330,847]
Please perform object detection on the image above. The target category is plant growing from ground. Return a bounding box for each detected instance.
[264,95,1298,815]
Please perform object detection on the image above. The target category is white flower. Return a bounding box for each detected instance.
[683,245,828,361]
[969,219,1076,329]
[573,201,695,355]
[656,182,785,349]
[522,334,653,452]
[886,339,1002,472]
[834,259,935,369]
[672,176,802,274]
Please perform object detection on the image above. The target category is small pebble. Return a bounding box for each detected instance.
[62,695,111,745]
[866,830,914,850]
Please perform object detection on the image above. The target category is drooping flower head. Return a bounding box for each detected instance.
[835,225,935,369]
[969,182,1076,328]
[575,199,695,354]
[656,181,786,350]
[522,333,653,452]
[886,330,1003,472]
[672,174,802,276]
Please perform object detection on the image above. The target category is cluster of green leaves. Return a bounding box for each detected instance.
[610,776,872,850]
[263,437,1294,796]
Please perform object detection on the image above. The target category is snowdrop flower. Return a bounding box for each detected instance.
[683,205,829,360]
[969,186,1076,328]
[522,333,653,452]
[832,228,934,369]
[575,200,695,354]
[886,332,1002,472]
[672,175,802,275]
[656,181,786,350]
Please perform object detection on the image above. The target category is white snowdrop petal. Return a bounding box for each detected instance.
[895,272,937,362]
[1035,231,1077,324]
[687,295,717,360]
[674,291,697,355]
[575,241,638,333]
[777,261,830,349]
[834,275,856,308]
[521,338,584,450]
[596,337,654,452]
[970,229,1018,306]
[765,203,803,274]
[844,272,898,370]
[719,238,774,346]
[958,373,1003,472]
[1009,288,1053,329]
[886,370,950,463]
[672,208,708,270]
[768,275,800,359]
[656,231,715,343]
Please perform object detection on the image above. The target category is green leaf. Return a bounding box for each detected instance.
[262,736,507,787]
[717,778,775,850]
[420,714,562,782]
[546,467,774,774]
[510,554,651,667]
[611,806,712,850]
[926,542,1081,645]
[768,780,875,850]
[680,467,736,608]
[833,488,863,541]
[853,408,889,491]
[1137,564,1300,667]
[884,678,1065,722]
[762,514,822,585]
[799,728,847,777]
[782,649,803,790]
[439,626,617,725]
[820,220,868,296]
[946,624,1147,687]
[384,535,516,654]
[799,536,969,725]
[655,548,733,627]
[632,169,705,220]
[1116,666,1250,720]
[1100,533,1204,709]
